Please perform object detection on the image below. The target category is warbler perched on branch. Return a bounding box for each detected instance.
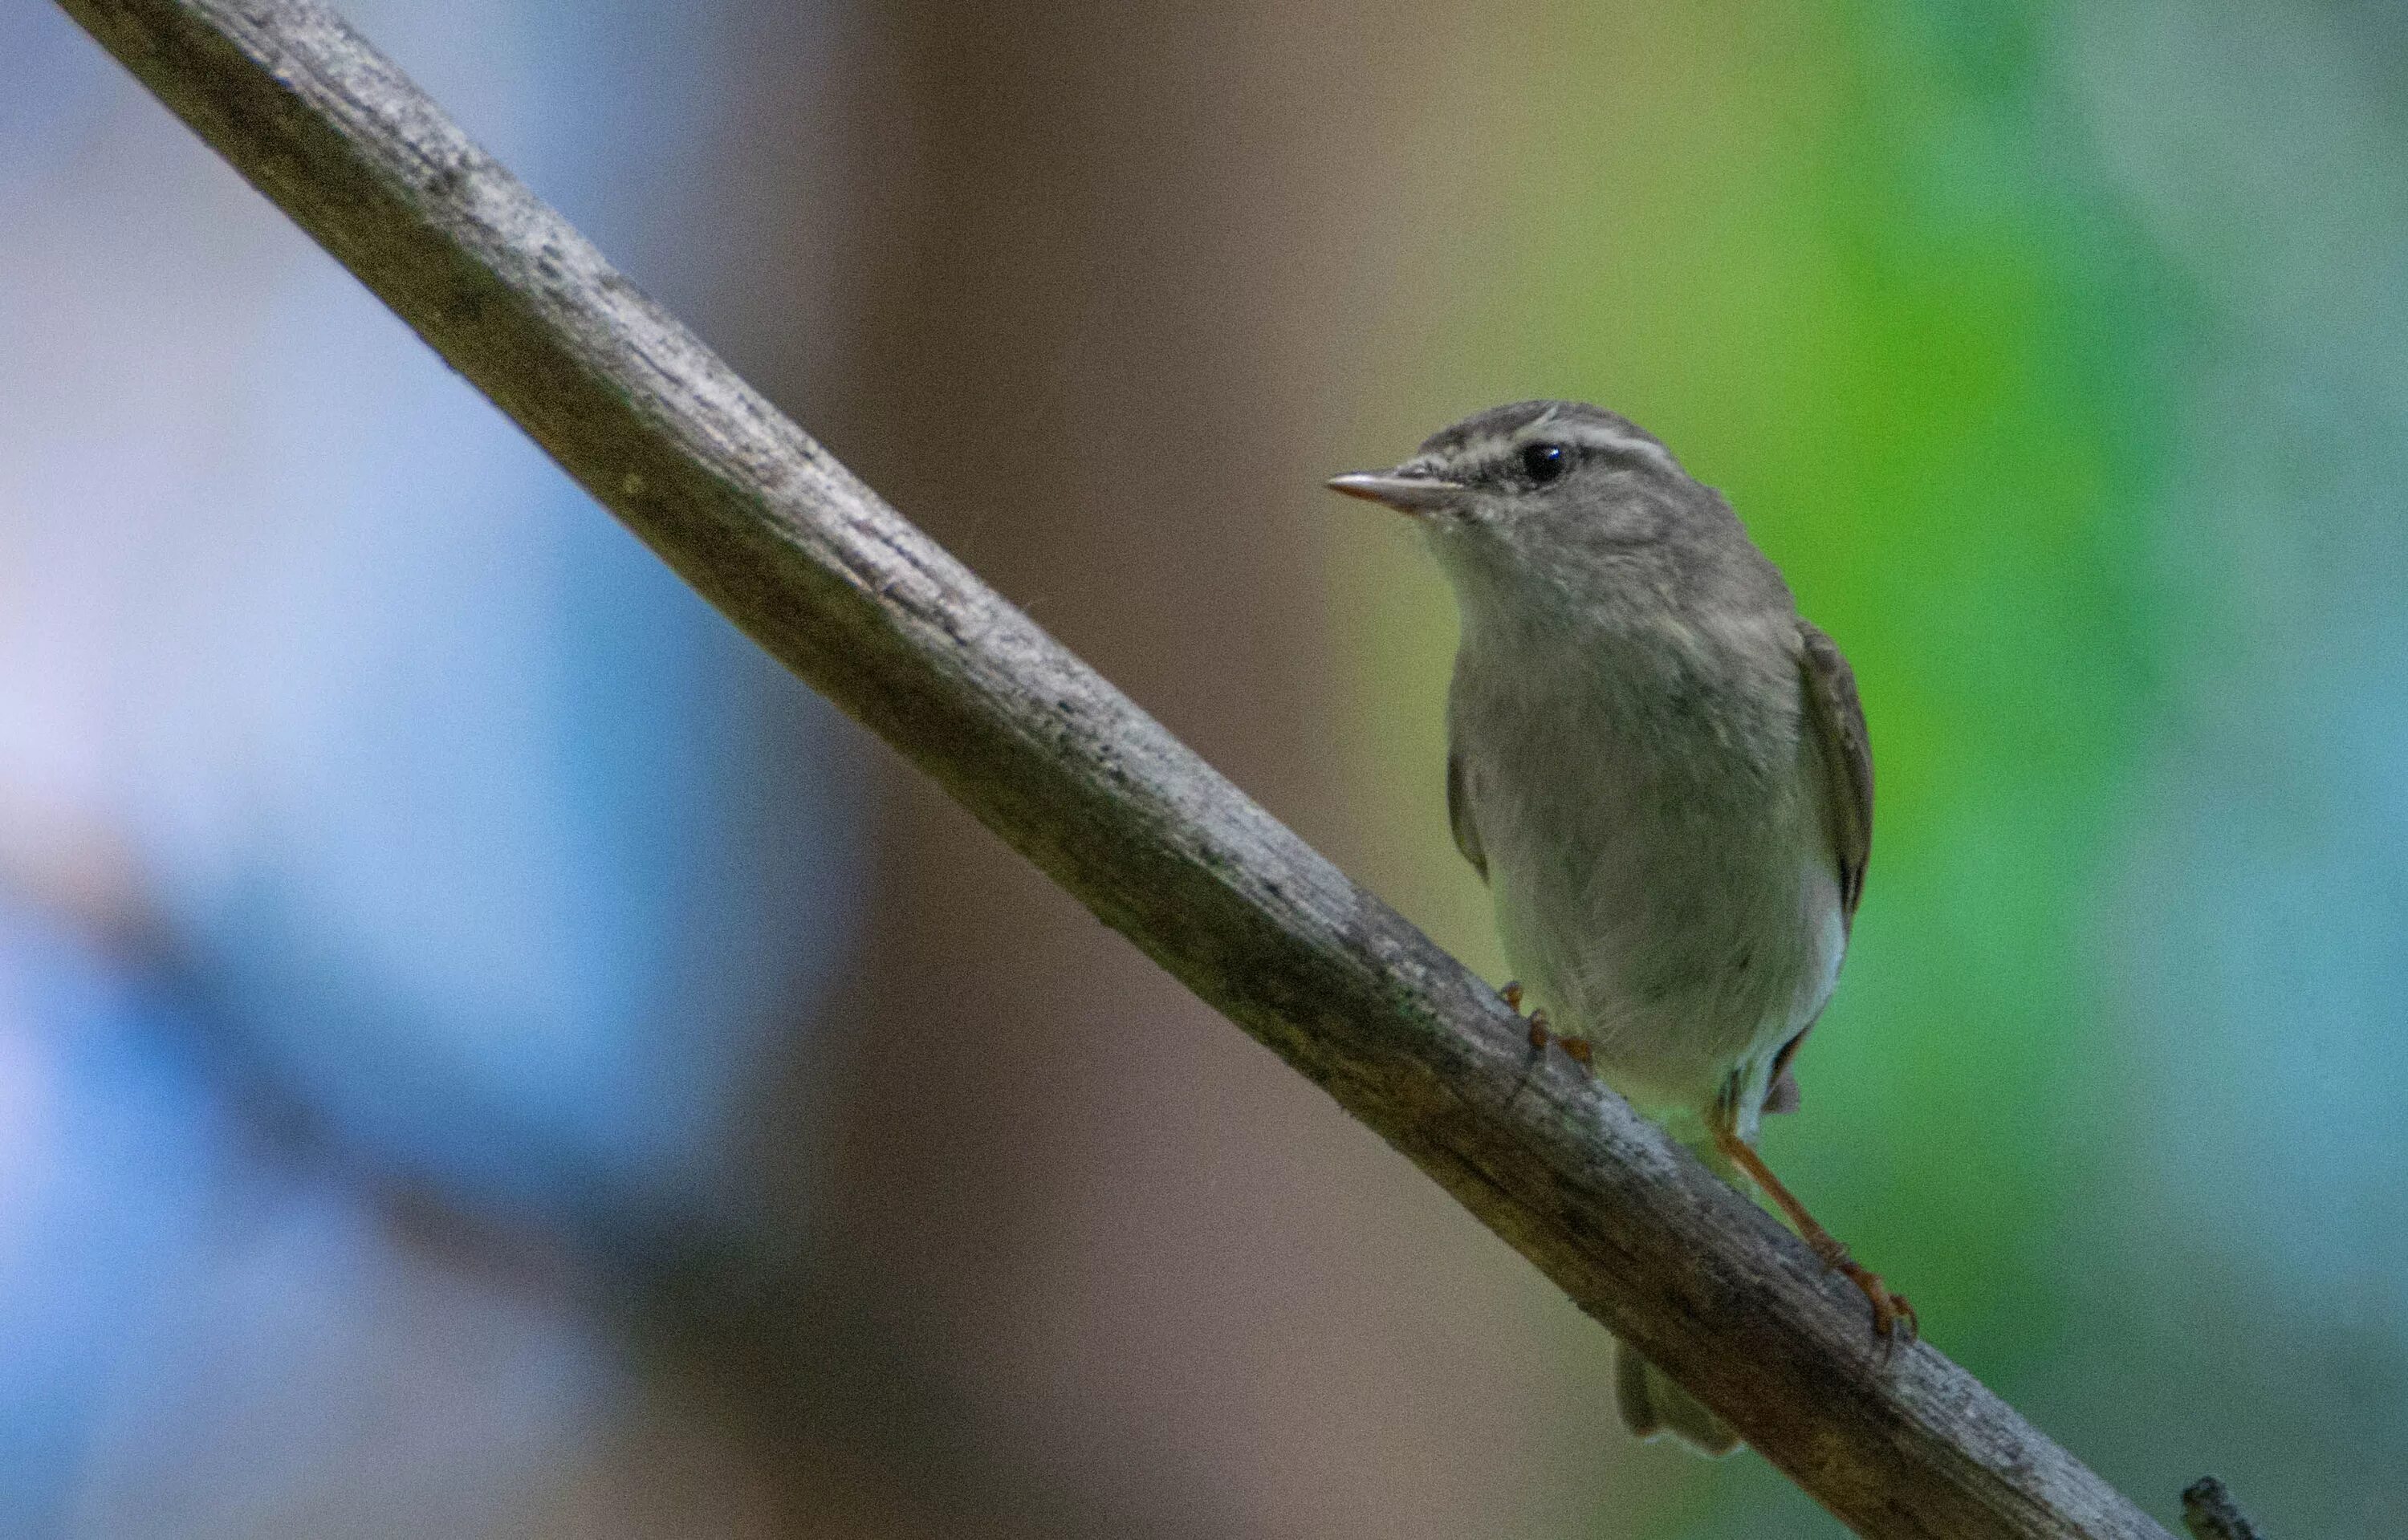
[1331,401,1906,1456]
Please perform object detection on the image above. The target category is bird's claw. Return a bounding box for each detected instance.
[1499,981,1593,1076]
[1856,1271,1917,1344]
[1807,1235,1917,1343]
[1521,1007,1593,1076]
[1528,1016,1594,1075]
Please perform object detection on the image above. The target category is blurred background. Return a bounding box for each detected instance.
[2,0,2403,1534]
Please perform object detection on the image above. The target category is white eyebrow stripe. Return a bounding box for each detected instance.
[1411,415,1682,479]
[1552,421,1679,469]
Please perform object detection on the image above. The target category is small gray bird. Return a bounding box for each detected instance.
[1330,401,1906,1457]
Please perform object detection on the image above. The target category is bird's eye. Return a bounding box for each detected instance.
[1521,442,1568,485]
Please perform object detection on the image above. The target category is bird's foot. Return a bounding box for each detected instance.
[1806,1233,1918,1343]
[1711,1113,1919,1349]
[1500,982,1593,1076]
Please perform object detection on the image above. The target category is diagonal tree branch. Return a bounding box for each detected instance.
[55,2,2183,1535]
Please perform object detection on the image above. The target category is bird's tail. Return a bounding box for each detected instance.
[1614,1339,1739,1457]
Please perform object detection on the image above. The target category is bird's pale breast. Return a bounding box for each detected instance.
[1452,612,1845,1125]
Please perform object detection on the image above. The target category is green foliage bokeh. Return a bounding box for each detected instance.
[1325,3,2408,1532]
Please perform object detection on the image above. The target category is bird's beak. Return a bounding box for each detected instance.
[1326,468,1462,514]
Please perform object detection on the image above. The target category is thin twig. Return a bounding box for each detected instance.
[55,2,2186,1535]
[2181,1478,2267,1540]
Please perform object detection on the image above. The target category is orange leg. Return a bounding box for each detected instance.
[1708,1103,1916,1343]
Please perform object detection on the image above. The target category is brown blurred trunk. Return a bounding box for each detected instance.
[813,6,1364,1530]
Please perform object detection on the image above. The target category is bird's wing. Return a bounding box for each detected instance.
[1446,747,1487,884]
[1797,618,1873,928]
[1767,620,1873,1116]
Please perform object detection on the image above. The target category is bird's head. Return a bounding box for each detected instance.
[1328,400,1766,622]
